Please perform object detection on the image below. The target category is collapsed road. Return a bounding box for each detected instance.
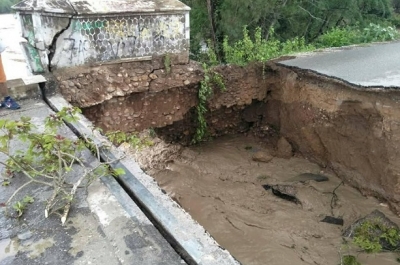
[2,1,400,264]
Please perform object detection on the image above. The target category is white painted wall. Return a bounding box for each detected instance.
[18,12,189,70]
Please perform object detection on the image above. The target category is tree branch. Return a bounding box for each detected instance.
[6,180,33,205]
[298,5,324,21]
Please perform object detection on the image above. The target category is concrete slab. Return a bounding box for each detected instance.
[0,99,185,265]
[278,41,400,88]
[87,178,186,265]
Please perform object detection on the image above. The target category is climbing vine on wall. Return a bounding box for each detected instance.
[192,62,225,144]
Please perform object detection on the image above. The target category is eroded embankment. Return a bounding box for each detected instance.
[272,65,400,214]
[53,58,400,265]
[55,59,400,217]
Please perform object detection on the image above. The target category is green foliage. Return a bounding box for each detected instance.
[186,0,399,144]
[0,107,124,223]
[105,130,153,149]
[223,27,314,66]
[12,195,34,217]
[164,54,171,74]
[394,0,400,13]
[316,27,359,47]
[353,232,383,253]
[106,130,139,147]
[180,0,210,59]
[195,39,221,65]
[184,0,395,58]
[360,23,399,42]
[317,23,399,48]
[111,167,126,178]
[353,219,400,253]
[341,255,361,265]
[390,13,400,27]
[192,62,226,144]
[205,39,220,66]
[2,179,10,186]
[223,23,399,66]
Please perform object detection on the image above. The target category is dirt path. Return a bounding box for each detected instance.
[127,134,400,265]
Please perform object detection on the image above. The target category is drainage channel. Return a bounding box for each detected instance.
[39,86,240,265]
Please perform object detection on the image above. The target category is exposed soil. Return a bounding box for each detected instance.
[71,57,400,264]
[126,134,400,265]
[79,61,400,213]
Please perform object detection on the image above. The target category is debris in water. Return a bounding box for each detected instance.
[276,137,293,159]
[252,151,273,163]
[320,216,344,226]
[286,173,329,183]
[262,184,300,204]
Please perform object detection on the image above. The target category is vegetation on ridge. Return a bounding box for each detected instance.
[183,0,400,61]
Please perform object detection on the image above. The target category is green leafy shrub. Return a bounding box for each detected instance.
[223,27,314,66]
[12,196,34,217]
[317,23,399,48]
[390,13,400,27]
[316,27,359,47]
[360,23,399,42]
[341,255,361,265]
[353,219,400,253]
[105,130,153,149]
[281,37,314,55]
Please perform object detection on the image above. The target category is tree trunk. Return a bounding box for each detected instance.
[265,0,288,40]
[206,0,218,52]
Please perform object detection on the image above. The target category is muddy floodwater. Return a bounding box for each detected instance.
[129,134,400,265]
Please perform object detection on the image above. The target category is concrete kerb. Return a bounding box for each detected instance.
[45,95,241,265]
[86,176,185,265]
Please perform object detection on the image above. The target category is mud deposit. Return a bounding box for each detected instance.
[129,134,400,265]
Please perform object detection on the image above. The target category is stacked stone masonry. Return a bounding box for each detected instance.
[55,55,202,131]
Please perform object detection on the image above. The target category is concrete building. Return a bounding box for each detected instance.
[12,0,190,73]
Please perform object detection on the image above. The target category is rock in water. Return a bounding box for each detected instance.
[321,216,344,226]
[252,151,273,163]
[276,137,293,159]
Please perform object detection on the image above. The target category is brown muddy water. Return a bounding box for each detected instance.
[125,134,400,265]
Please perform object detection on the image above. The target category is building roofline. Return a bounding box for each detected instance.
[12,0,190,15]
